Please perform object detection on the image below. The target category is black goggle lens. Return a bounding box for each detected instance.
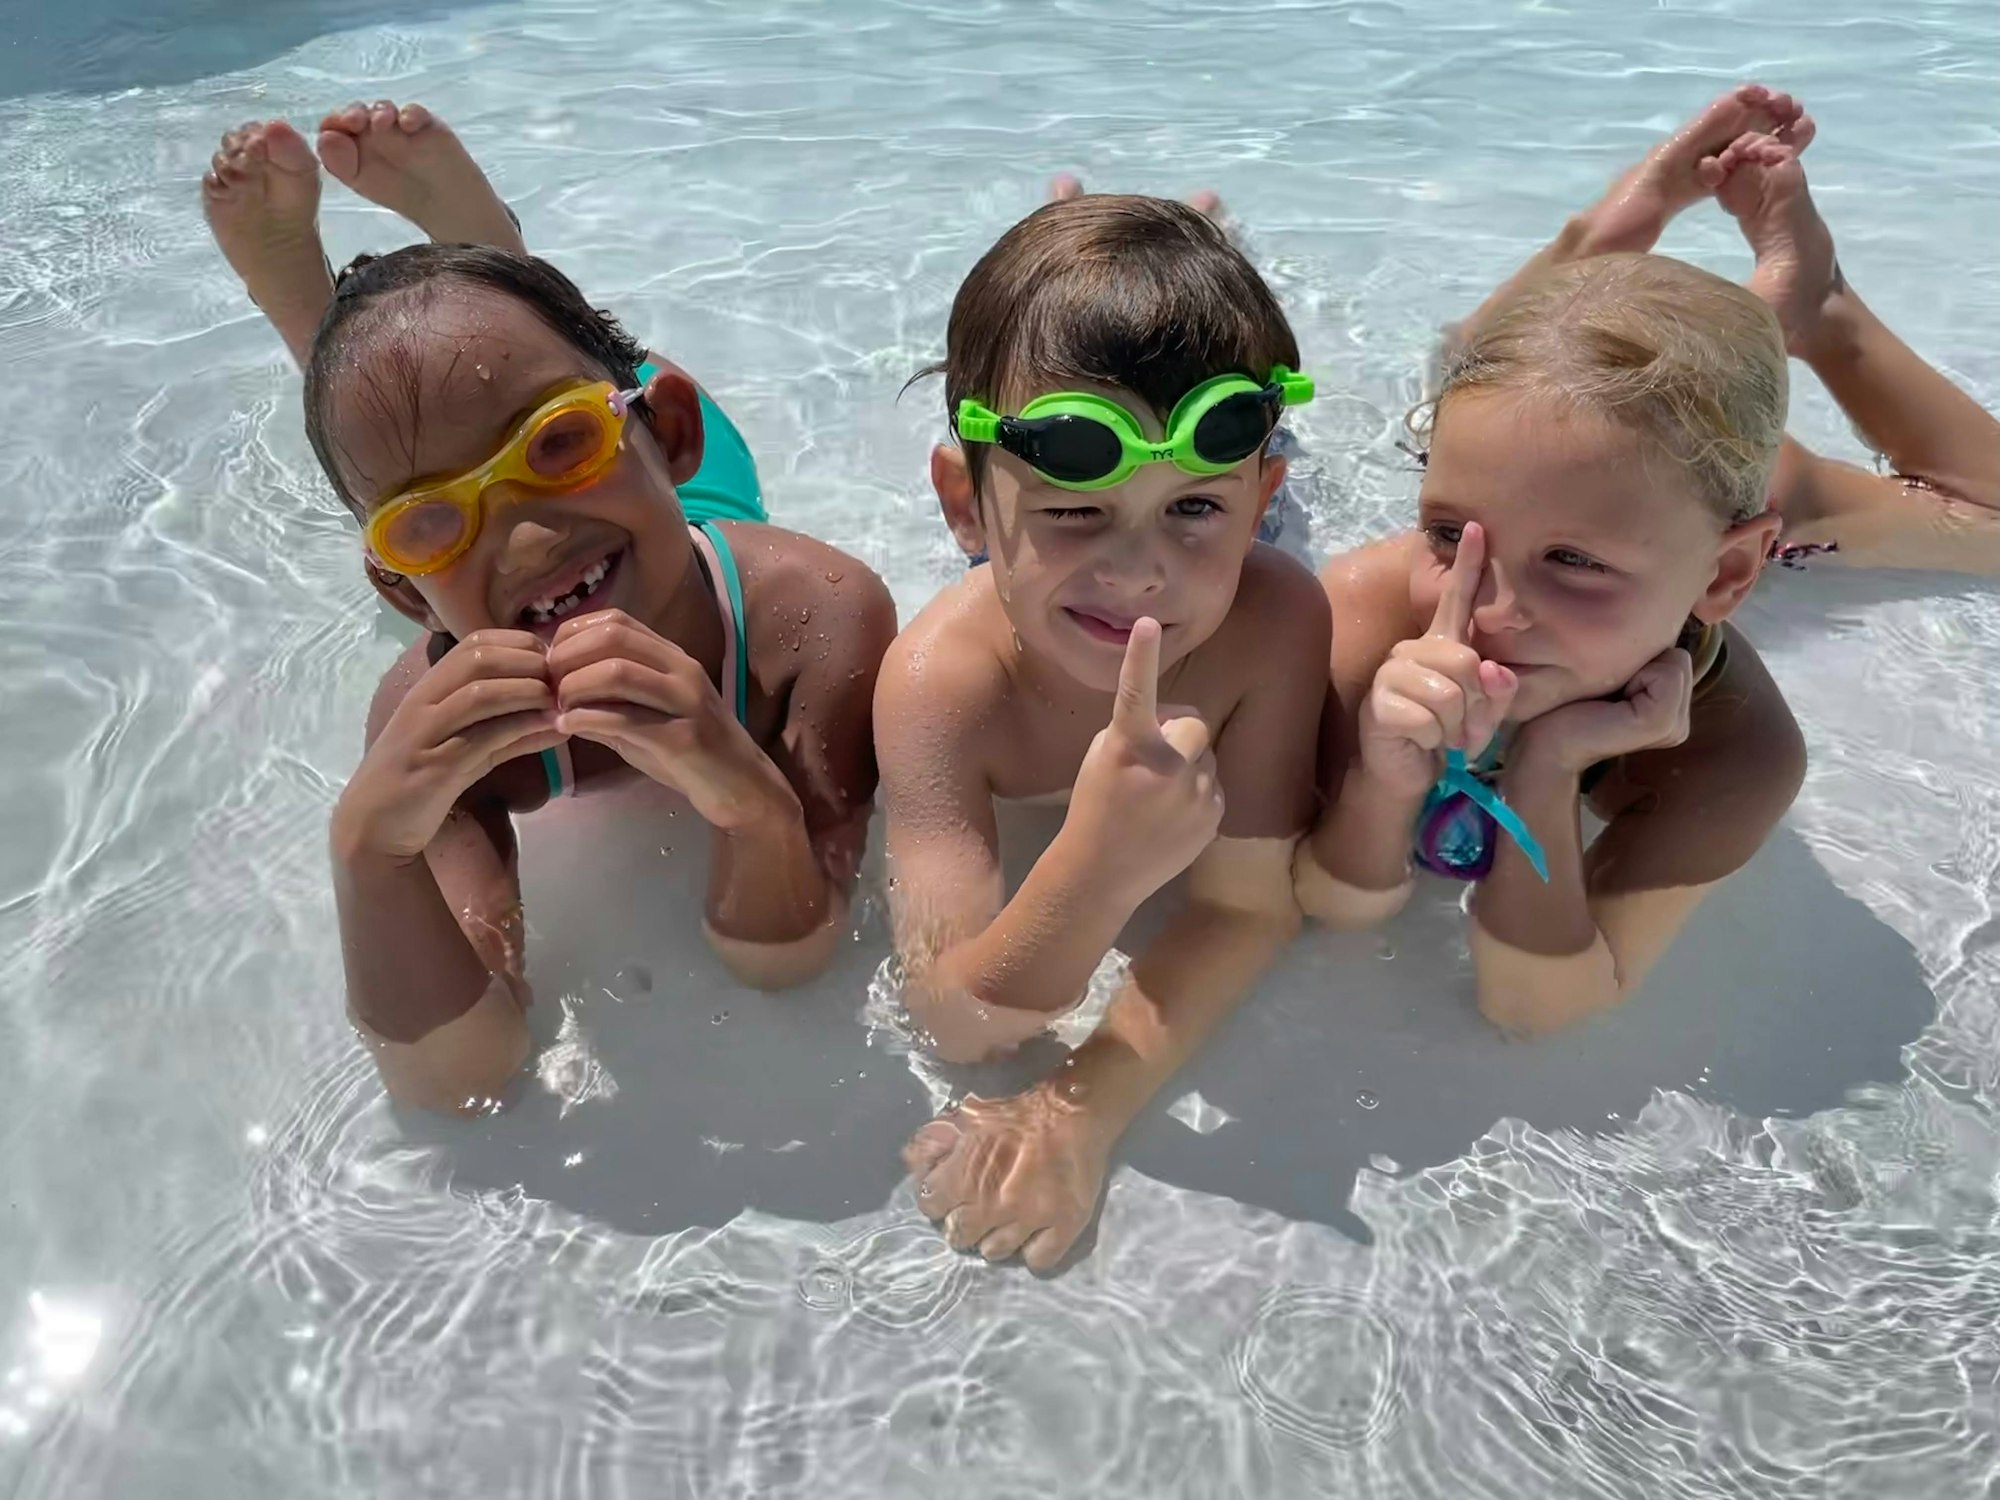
[1006,414,1125,483]
[1191,388,1279,465]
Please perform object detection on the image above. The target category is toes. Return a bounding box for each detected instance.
[1782,111,1817,153]
[977,1222,1034,1262]
[1184,188,1224,220]
[1047,172,1083,202]
[1021,1220,1082,1274]
[944,1204,998,1253]
[262,121,317,175]
[902,1118,960,1179]
[317,127,361,184]
[398,102,434,133]
[1696,153,1728,190]
[369,99,399,132]
[321,102,370,135]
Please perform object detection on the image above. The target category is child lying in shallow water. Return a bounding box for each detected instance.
[204,103,895,1111]
[879,193,1332,1269]
[1297,84,2000,1032]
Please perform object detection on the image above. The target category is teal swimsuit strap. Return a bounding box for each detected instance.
[696,519,751,728]
[1439,748,1551,881]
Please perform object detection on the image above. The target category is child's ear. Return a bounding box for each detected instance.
[1695,509,1784,623]
[1248,453,1288,551]
[932,444,987,559]
[366,557,446,633]
[638,365,706,486]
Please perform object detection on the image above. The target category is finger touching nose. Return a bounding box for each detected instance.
[1471,556,1530,631]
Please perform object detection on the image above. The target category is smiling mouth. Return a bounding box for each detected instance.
[517,547,622,630]
[1063,607,1145,645]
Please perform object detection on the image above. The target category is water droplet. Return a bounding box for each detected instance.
[1357,1091,1379,1110]
[1066,1083,1086,1099]
[711,1011,729,1025]
[474,362,492,380]
[919,1183,933,1197]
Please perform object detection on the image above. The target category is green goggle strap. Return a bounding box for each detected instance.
[955,366,1315,489]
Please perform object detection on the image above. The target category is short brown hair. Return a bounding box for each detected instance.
[934,194,1300,489]
[1430,253,1787,524]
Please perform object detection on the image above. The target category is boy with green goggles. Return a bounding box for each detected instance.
[877,191,1333,1273]
[955,365,1315,490]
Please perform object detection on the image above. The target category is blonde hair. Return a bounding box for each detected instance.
[1425,253,1788,525]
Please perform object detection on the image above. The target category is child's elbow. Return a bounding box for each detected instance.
[361,978,532,1113]
[1471,940,1623,1036]
[1291,839,1411,930]
[704,907,844,991]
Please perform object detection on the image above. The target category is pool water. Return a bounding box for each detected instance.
[3,0,1999,1494]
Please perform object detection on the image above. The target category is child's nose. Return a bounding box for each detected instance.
[1472,557,1530,631]
[493,513,566,573]
[1092,530,1166,594]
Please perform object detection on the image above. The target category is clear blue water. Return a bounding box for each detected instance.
[2,1,1998,1494]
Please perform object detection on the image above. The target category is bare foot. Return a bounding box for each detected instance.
[1704,130,1843,359]
[201,120,333,368]
[316,100,527,255]
[903,1084,1112,1272]
[1572,84,1815,258]
[1043,172,1226,223]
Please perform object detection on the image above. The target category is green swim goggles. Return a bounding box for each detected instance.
[954,366,1316,491]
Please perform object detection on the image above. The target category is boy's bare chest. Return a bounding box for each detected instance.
[982,665,1237,802]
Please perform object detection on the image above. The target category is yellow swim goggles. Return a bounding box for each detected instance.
[363,379,643,577]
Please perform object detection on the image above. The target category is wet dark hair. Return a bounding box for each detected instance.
[925,194,1300,491]
[303,243,647,511]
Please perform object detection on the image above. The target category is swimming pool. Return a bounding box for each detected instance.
[3,0,1997,1492]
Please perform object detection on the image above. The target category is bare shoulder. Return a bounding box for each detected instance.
[1209,543,1332,677]
[364,637,437,747]
[1319,531,1425,691]
[875,571,1013,756]
[1678,627,1805,799]
[716,520,896,641]
[1593,626,1805,829]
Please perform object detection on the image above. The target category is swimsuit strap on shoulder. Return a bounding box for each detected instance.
[688,521,750,728]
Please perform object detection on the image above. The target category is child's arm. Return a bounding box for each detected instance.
[1298,532,1517,927]
[545,554,897,989]
[1470,633,1804,1032]
[905,560,1326,1269]
[334,633,567,1110]
[704,551,897,986]
[878,617,1226,1064]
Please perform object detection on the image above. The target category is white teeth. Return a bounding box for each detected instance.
[523,556,614,625]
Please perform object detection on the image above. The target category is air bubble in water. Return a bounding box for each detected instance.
[1357,1091,1379,1110]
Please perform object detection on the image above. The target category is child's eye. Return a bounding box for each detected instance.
[1042,506,1101,521]
[1548,547,1609,573]
[1170,497,1223,519]
[1423,521,1463,548]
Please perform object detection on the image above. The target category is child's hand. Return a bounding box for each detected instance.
[546,610,797,831]
[1360,522,1518,797]
[1067,618,1224,905]
[334,629,564,860]
[1516,645,1695,775]
[903,1082,1115,1272]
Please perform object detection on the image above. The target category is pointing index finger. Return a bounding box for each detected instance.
[1429,521,1485,642]
[1112,618,1163,736]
